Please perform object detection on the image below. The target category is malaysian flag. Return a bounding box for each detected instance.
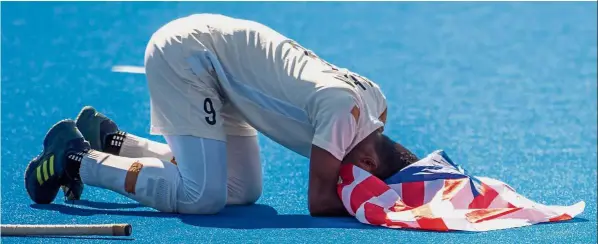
[337,150,585,231]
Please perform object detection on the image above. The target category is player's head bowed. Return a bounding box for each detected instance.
[342,131,418,180]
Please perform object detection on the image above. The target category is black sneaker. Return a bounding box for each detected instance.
[75,106,119,152]
[24,120,90,204]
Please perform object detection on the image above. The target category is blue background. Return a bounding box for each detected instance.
[1,2,596,243]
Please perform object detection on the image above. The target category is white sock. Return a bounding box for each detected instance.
[79,150,180,212]
[119,133,174,162]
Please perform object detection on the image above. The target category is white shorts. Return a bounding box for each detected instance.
[143,19,257,141]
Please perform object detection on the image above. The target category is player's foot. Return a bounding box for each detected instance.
[24,120,91,204]
[75,106,121,153]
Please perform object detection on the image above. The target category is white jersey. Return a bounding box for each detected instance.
[153,14,387,160]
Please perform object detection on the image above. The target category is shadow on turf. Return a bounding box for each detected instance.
[31,201,589,231]
[31,201,380,230]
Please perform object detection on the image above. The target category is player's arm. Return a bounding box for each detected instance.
[308,145,349,216]
[307,95,358,217]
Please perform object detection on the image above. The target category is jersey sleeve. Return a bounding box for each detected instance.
[311,94,358,161]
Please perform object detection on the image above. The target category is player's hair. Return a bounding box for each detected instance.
[374,134,419,180]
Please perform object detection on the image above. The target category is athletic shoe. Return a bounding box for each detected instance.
[75,106,119,151]
[24,120,90,204]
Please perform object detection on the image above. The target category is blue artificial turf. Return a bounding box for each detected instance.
[1,2,596,243]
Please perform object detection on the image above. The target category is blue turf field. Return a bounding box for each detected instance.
[1,2,596,243]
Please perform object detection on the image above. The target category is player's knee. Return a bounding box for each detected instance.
[178,197,226,215]
[227,182,262,205]
[177,183,227,214]
[241,183,262,205]
[241,185,262,204]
